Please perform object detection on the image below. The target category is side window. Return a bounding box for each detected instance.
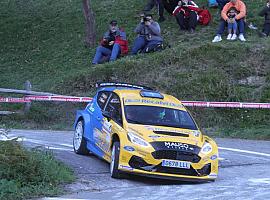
[105,93,122,125]
[97,91,110,110]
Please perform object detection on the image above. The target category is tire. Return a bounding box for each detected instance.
[110,141,122,178]
[73,120,88,155]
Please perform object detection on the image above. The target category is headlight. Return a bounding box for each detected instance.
[127,132,150,147]
[201,142,213,154]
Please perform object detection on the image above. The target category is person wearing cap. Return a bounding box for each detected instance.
[131,14,163,55]
[92,20,128,65]
[212,0,247,42]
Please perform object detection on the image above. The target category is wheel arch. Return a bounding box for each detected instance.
[111,133,120,149]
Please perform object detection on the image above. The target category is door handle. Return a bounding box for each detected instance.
[97,117,101,121]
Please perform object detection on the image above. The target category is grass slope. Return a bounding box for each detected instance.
[0,0,269,139]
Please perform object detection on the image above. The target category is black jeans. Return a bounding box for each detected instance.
[263,23,270,35]
[175,11,198,30]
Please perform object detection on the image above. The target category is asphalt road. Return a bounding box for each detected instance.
[5,129,270,200]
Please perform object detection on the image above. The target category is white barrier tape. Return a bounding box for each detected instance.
[0,97,31,103]
[181,101,270,109]
[1,96,270,109]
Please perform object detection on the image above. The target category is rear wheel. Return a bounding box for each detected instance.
[73,120,88,155]
[110,141,122,178]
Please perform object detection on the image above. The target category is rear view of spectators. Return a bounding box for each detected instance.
[212,0,247,42]
[258,0,270,37]
[172,0,199,33]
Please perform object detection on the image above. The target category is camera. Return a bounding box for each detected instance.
[143,17,150,22]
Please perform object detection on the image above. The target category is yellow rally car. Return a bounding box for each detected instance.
[73,82,218,182]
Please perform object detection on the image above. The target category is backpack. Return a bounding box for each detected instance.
[197,8,212,26]
[143,42,164,53]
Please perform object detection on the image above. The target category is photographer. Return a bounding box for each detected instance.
[92,20,128,65]
[131,14,163,55]
[258,0,270,37]
[172,0,200,33]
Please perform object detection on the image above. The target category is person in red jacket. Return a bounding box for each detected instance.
[92,20,128,65]
[172,0,200,33]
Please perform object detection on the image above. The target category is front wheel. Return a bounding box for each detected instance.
[73,120,88,155]
[110,141,122,178]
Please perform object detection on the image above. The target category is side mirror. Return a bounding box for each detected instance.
[102,111,112,120]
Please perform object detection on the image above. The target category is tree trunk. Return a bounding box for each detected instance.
[82,0,96,47]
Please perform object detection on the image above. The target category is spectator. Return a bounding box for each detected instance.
[258,0,270,37]
[92,20,128,65]
[144,0,166,22]
[226,7,238,40]
[172,0,199,33]
[212,0,247,43]
[131,14,163,55]
[144,0,179,22]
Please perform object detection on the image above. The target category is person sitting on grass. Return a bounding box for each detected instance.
[172,0,200,34]
[131,14,163,55]
[258,0,270,37]
[212,0,247,43]
[92,20,128,65]
[226,7,238,40]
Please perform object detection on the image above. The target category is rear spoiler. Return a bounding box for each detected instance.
[96,82,154,91]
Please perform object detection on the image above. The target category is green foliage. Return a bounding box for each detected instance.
[0,140,74,200]
[0,0,269,138]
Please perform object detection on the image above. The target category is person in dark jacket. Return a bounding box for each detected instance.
[144,0,179,22]
[131,14,163,55]
[172,0,200,33]
[144,0,166,22]
[92,20,128,64]
[258,0,270,37]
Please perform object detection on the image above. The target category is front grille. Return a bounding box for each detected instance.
[155,165,198,176]
[152,150,201,163]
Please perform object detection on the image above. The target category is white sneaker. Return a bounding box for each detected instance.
[231,34,237,40]
[227,34,232,40]
[238,34,246,42]
[212,35,222,43]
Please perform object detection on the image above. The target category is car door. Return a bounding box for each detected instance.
[101,93,123,161]
[88,90,112,158]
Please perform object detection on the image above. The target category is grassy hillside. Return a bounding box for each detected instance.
[0,0,269,139]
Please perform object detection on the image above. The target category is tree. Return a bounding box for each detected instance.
[82,0,96,47]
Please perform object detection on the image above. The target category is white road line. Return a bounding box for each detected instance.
[219,147,270,157]
[43,198,88,200]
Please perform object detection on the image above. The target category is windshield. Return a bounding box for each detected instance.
[124,105,198,130]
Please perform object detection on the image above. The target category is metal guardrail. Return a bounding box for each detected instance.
[0,81,60,115]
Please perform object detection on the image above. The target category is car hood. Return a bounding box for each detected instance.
[127,124,204,147]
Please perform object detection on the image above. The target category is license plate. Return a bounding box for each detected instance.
[162,160,191,169]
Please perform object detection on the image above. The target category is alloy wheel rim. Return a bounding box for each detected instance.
[74,121,83,150]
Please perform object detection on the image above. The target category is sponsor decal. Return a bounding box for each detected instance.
[87,103,95,112]
[123,146,135,152]
[144,126,193,135]
[125,99,184,108]
[210,155,218,160]
[164,142,194,151]
[119,165,134,171]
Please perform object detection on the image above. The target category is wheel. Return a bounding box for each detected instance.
[73,120,88,155]
[110,141,122,178]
